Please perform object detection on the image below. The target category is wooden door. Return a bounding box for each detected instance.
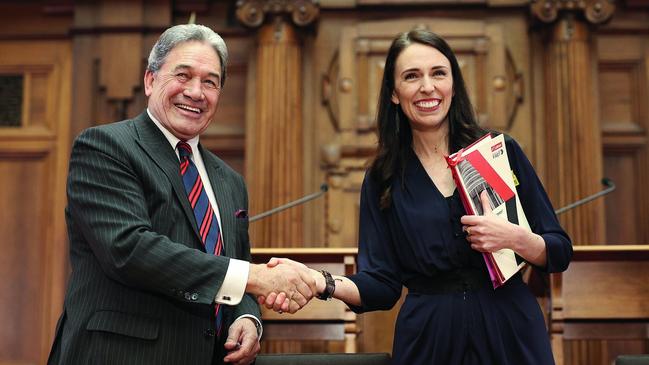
[0,40,71,365]
[597,35,649,246]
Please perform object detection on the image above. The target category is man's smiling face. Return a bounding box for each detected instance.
[144,40,222,141]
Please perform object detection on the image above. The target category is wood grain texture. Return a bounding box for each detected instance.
[0,39,71,365]
[248,19,304,247]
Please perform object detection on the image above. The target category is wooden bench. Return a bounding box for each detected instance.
[550,245,649,364]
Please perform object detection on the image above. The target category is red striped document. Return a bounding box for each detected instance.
[446,134,530,288]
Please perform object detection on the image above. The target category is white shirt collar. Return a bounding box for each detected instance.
[147,108,200,157]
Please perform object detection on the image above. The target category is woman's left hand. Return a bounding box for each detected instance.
[460,190,525,253]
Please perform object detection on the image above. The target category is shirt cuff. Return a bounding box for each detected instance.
[214,258,248,305]
[235,314,263,340]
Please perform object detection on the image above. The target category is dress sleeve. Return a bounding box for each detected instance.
[506,137,573,273]
[347,174,403,313]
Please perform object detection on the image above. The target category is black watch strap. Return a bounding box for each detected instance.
[317,270,335,300]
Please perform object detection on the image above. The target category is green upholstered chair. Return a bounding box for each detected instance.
[616,355,649,365]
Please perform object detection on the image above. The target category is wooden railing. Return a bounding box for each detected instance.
[550,245,649,365]
[252,245,649,361]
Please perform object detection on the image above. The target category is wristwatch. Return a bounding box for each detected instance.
[317,270,336,300]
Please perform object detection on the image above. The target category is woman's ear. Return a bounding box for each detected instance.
[391,90,400,104]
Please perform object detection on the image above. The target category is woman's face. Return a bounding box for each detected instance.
[391,43,454,133]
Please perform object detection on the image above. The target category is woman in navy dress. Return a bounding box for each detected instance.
[261,29,572,365]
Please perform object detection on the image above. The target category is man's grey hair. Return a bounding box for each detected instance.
[147,24,228,87]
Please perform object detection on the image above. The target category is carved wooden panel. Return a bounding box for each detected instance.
[324,17,515,246]
[597,36,649,245]
[563,262,649,319]
[0,40,71,365]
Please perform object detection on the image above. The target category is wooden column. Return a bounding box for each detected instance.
[237,1,319,247]
[532,0,615,246]
[532,2,616,364]
[544,16,604,245]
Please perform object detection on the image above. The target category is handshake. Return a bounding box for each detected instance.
[246,258,326,314]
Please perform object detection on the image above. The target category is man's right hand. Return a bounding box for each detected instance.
[256,258,325,314]
[246,262,316,313]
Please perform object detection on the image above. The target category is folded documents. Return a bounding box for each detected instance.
[445,133,529,288]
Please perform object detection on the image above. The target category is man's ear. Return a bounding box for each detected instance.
[144,70,154,97]
[391,90,399,105]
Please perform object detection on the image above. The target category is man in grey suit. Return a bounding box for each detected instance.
[48,24,315,365]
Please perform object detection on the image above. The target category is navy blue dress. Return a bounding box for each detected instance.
[348,136,572,365]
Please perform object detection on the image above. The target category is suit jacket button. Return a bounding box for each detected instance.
[204,328,215,337]
[191,293,198,301]
[184,292,191,300]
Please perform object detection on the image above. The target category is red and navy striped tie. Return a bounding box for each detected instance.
[177,141,224,335]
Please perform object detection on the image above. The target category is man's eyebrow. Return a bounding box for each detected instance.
[173,64,190,72]
[172,64,220,79]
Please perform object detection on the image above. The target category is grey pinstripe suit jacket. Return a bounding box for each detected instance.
[48,112,260,365]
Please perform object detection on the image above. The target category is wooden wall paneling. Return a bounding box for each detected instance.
[488,17,532,153]
[603,150,640,244]
[485,24,508,130]
[95,1,145,123]
[70,0,171,133]
[597,34,649,245]
[530,31,548,179]
[300,28,324,247]
[642,37,649,245]
[0,146,52,365]
[70,33,98,139]
[0,39,71,365]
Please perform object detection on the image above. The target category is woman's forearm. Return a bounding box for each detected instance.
[331,275,361,307]
[513,226,547,267]
[313,269,362,307]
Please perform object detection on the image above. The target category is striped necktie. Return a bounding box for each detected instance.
[177,141,224,335]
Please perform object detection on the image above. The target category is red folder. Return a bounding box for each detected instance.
[445,134,529,288]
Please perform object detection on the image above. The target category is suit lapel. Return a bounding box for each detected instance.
[133,112,202,244]
[199,145,236,258]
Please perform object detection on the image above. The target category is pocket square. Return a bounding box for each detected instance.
[235,209,248,219]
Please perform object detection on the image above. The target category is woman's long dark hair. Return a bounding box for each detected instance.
[369,29,486,209]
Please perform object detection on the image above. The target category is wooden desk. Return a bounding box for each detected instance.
[550,245,649,365]
[251,248,359,353]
